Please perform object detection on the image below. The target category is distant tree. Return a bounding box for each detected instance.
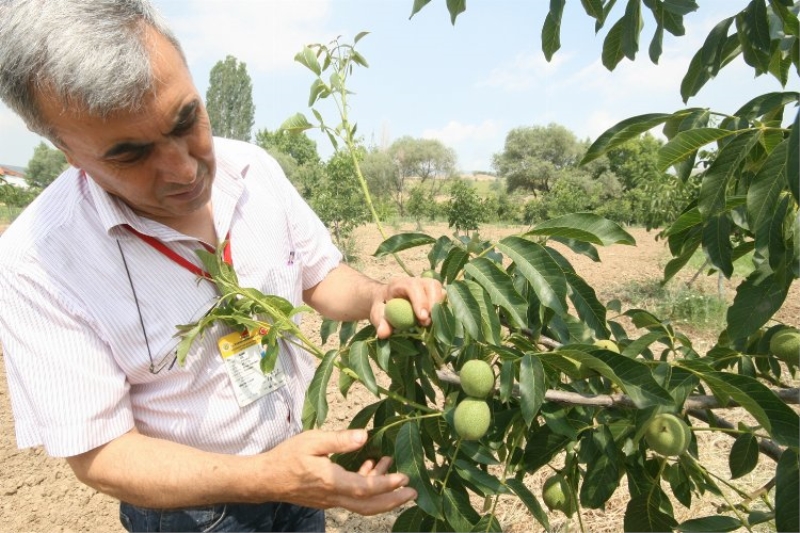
[255,129,320,167]
[492,123,582,195]
[447,178,484,235]
[310,151,370,258]
[604,133,664,191]
[255,129,322,196]
[359,148,396,203]
[388,136,457,215]
[26,141,68,189]
[206,55,255,142]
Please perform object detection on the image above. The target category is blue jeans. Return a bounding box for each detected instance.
[119,501,325,532]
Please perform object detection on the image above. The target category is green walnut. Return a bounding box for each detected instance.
[770,328,800,366]
[420,269,442,281]
[644,413,692,457]
[594,339,620,353]
[453,398,491,441]
[459,359,495,399]
[542,474,575,516]
[384,298,416,331]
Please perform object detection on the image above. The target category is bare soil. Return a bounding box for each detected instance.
[1,223,797,532]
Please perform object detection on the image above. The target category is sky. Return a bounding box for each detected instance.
[0,0,791,172]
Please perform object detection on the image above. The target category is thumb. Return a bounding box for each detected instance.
[300,429,368,456]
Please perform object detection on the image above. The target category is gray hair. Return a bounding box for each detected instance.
[0,0,186,142]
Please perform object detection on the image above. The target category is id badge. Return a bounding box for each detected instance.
[217,327,287,407]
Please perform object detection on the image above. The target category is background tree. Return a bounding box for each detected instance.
[492,123,583,195]
[255,128,321,196]
[387,136,457,215]
[309,150,370,259]
[25,141,67,189]
[446,178,484,235]
[205,55,255,142]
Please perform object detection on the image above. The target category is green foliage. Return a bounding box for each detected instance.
[205,55,255,142]
[255,128,320,167]
[492,123,583,194]
[271,6,800,528]
[309,151,371,259]
[446,179,484,235]
[25,141,67,189]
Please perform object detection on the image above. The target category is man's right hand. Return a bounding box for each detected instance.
[255,429,417,516]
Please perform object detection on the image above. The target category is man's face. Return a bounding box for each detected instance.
[39,28,216,227]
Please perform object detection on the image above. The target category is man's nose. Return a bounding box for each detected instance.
[158,138,198,184]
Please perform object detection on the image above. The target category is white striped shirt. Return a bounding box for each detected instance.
[0,137,341,458]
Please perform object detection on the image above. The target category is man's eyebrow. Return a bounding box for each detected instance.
[168,99,199,134]
[103,141,150,159]
[101,100,200,159]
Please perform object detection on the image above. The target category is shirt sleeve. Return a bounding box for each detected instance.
[0,267,134,457]
[261,155,343,291]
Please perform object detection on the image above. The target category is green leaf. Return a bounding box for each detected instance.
[446,281,483,340]
[602,17,627,69]
[580,425,621,508]
[432,302,456,346]
[442,486,481,532]
[697,131,761,218]
[789,108,800,204]
[294,46,321,76]
[302,349,337,429]
[354,31,370,44]
[624,491,678,532]
[566,272,610,339]
[734,91,800,119]
[527,212,636,245]
[658,127,737,171]
[580,0,604,20]
[454,459,508,495]
[678,515,743,532]
[542,0,566,61]
[522,425,570,472]
[465,279,502,345]
[445,0,466,25]
[776,448,799,533]
[279,112,314,133]
[591,349,675,407]
[408,0,433,19]
[373,232,436,257]
[497,237,568,315]
[688,370,800,447]
[505,477,550,531]
[392,505,430,532]
[726,266,792,340]
[550,235,601,261]
[519,354,545,427]
[441,247,470,284]
[396,422,443,519]
[621,0,643,60]
[729,433,760,479]
[702,213,734,278]
[464,258,528,329]
[349,341,378,395]
[582,113,673,164]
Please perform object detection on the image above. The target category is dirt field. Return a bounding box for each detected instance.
[1,222,797,532]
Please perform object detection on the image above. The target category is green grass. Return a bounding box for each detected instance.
[617,279,730,333]
[683,247,757,279]
[0,205,24,224]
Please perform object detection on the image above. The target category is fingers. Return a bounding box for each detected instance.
[292,428,368,457]
[357,455,393,477]
[336,485,418,516]
[375,277,445,338]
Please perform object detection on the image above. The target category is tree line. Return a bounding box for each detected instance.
[9,54,697,246]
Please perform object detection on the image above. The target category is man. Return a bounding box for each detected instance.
[0,1,443,531]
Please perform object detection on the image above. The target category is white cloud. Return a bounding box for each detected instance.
[422,119,502,145]
[477,52,570,92]
[164,0,333,73]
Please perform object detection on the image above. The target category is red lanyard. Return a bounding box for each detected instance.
[124,225,232,279]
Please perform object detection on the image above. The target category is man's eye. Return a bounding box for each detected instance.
[173,114,197,136]
[115,147,151,164]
